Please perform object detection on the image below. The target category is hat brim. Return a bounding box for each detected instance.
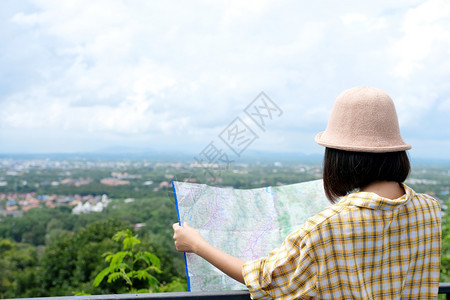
[315,132,412,153]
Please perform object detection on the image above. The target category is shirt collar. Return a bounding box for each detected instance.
[341,183,414,210]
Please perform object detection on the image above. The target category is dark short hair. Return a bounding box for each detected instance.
[323,148,411,203]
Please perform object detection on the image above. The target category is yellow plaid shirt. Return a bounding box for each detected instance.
[242,184,441,299]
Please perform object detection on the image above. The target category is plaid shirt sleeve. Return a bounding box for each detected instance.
[242,226,318,299]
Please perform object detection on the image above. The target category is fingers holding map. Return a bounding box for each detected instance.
[173,222,206,253]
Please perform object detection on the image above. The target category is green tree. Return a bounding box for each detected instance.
[0,239,40,298]
[40,218,128,296]
[440,204,450,281]
[93,229,161,293]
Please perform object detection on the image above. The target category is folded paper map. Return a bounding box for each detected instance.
[172,179,330,291]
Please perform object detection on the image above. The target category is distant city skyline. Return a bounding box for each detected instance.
[1,1,449,160]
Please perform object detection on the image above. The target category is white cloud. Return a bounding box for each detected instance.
[391,0,450,78]
[438,98,450,111]
[0,0,449,158]
[11,11,49,26]
[341,13,367,25]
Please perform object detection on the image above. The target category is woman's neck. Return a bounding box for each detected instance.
[360,181,405,200]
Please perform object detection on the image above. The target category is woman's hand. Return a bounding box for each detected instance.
[172,222,206,254]
[172,221,246,284]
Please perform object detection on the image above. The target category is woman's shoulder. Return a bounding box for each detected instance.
[402,183,441,208]
[297,202,352,236]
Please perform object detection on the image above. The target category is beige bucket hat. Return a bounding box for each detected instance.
[315,86,411,152]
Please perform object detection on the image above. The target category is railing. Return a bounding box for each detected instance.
[440,282,450,300]
[6,284,450,300]
[5,290,250,300]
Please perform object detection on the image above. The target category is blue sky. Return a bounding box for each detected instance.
[0,0,449,160]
